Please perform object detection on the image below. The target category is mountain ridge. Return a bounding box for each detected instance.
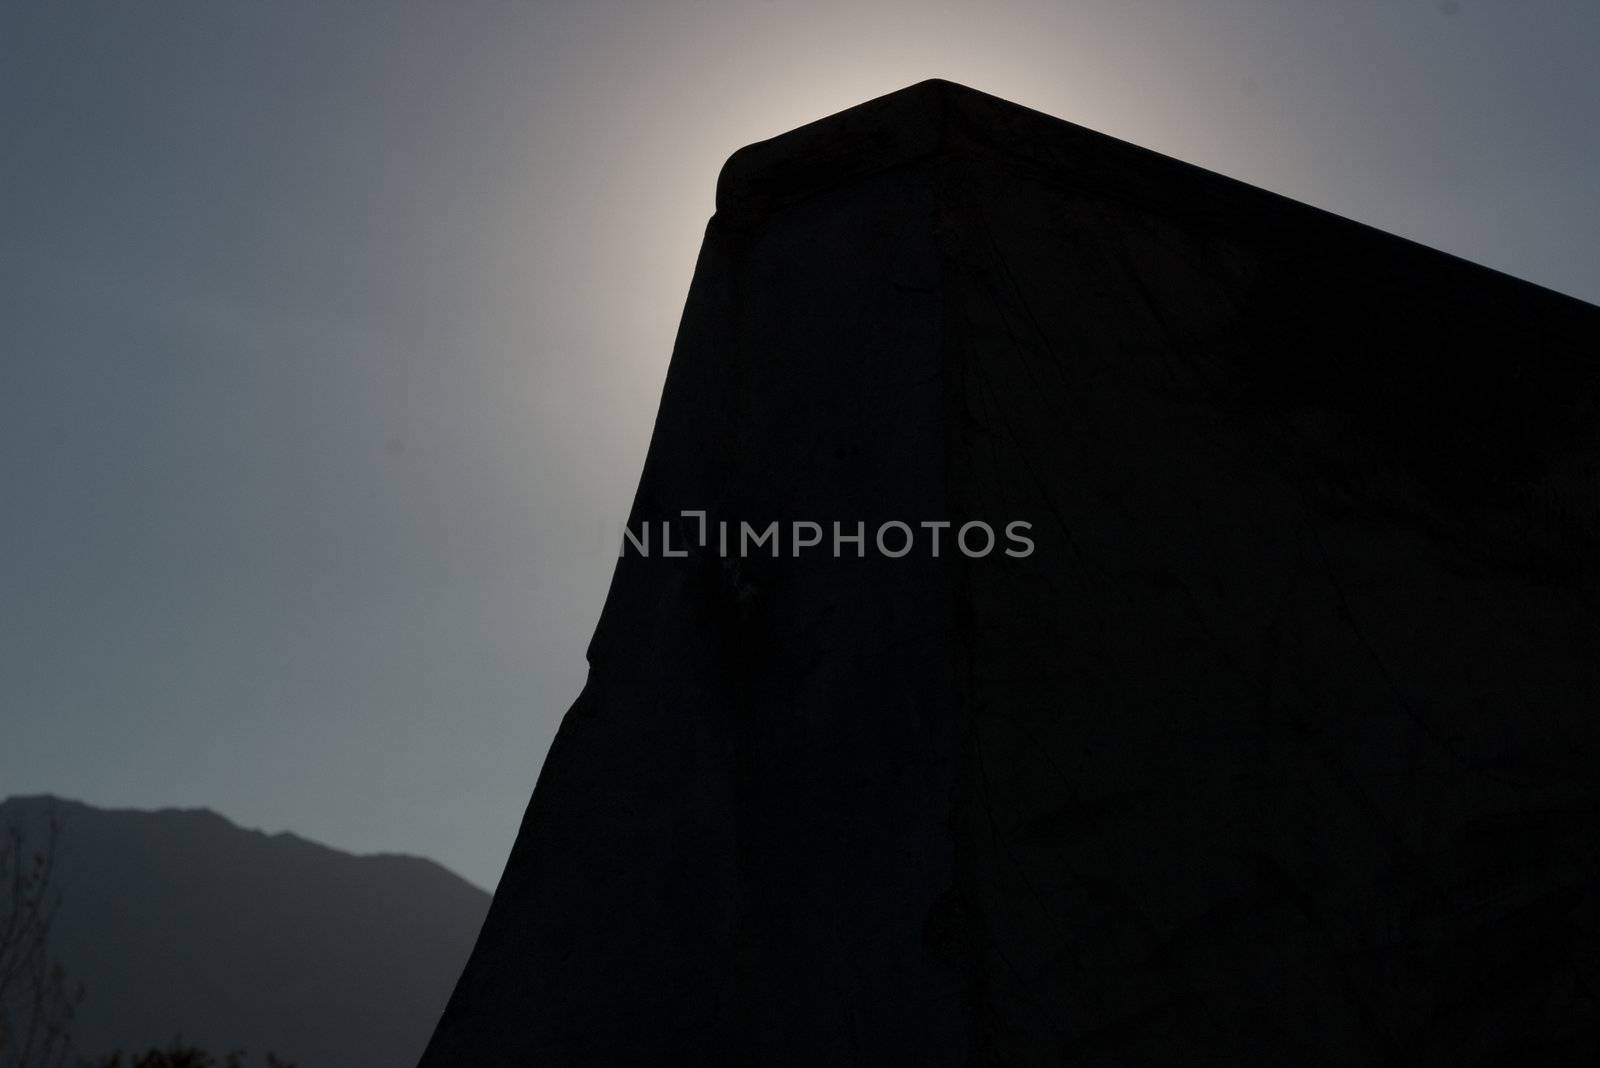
[1,794,489,1067]
[3,793,486,894]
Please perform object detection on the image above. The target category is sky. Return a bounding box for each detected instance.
[2,0,1597,892]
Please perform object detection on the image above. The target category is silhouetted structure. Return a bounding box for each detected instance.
[423,80,1599,1063]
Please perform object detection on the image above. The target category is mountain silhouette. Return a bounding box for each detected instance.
[422,80,1599,1063]
[0,795,488,1067]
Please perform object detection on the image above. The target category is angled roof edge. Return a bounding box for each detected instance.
[714,79,1598,325]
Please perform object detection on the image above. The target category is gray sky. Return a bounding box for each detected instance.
[3,0,1596,891]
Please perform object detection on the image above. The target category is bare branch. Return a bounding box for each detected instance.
[0,807,79,1068]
